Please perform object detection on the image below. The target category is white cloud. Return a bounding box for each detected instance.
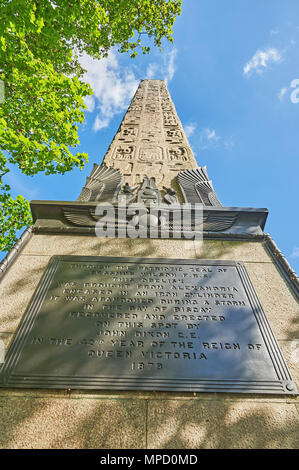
[80,51,139,131]
[145,48,178,84]
[164,49,177,84]
[183,125,234,150]
[270,28,279,36]
[146,62,159,79]
[223,138,235,150]
[278,87,287,101]
[184,123,197,138]
[84,95,96,112]
[204,128,220,142]
[243,48,282,76]
[199,128,220,150]
[290,247,299,258]
[79,46,178,131]
[92,115,110,132]
[198,127,234,151]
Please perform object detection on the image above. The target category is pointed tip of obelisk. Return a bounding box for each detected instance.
[140,78,166,83]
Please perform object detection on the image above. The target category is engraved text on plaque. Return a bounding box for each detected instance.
[0,256,296,394]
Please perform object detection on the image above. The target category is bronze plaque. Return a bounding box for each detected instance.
[0,256,297,394]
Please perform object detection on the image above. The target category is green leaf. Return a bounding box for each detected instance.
[0,0,182,251]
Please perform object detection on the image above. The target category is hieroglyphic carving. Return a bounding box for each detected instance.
[161,92,170,99]
[101,79,197,191]
[134,88,145,98]
[112,145,135,161]
[167,147,190,165]
[119,126,138,142]
[148,83,159,91]
[163,112,178,126]
[165,128,184,144]
[161,103,173,112]
[129,104,143,112]
[124,111,141,125]
[133,94,143,101]
[147,93,159,103]
[140,125,162,143]
[145,103,157,113]
[120,162,134,176]
[138,146,163,163]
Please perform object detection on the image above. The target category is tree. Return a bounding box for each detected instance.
[0,0,182,251]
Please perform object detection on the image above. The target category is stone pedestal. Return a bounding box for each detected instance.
[0,234,298,449]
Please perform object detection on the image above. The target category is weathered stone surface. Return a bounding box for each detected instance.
[0,333,14,376]
[194,240,271,263]
[0,393,298,448]
[244,262,299,340]
[147,400,299,449]
[278,340,299,387]
[0,255,51,333]
[102,80,197,192]
[22,233,197,258]
[0,396,146,449]
[0,333,14,349]
[23,234,271,261]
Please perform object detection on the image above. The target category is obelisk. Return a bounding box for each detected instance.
[0,79,298,449]
[103,79,197,190]
[75,79,224,215]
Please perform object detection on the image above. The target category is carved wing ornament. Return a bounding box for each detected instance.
[68,163,236,232]
[201,212,238,232]
[77,164,124,203]
[62,206,238,232]
[63,208,98,227]
[163,211,238,232]
[177,167,222,207]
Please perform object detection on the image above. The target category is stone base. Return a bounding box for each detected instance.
[0,235,298,449]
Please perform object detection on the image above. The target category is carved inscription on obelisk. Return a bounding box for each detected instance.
[103,80,197,189]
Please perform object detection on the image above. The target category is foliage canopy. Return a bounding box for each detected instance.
[0,0,182,251]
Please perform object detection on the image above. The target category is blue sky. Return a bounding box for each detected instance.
[4,0,299,272]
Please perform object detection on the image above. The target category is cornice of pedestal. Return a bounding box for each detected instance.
[30,200,268,238]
